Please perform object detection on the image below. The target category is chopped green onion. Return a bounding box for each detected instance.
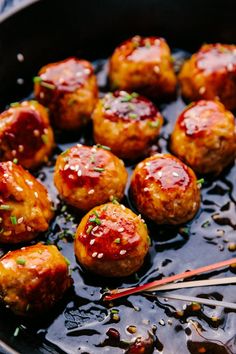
[89,217,102,226]
[13,158,18,164]
[111,309,119,314]
[41,134,48,144]
[129,113,138,119]
[16,258,26,266]
[86,225,93,234]
[61,205,67,213]
[61,149,69,156]
[33,76,42,84]
[10,102,20,108]
[64,257,71,266]
[96,144,111,151]
[131,92,139,98]
[111,196,119,205]
[197,178,205,185]
[10,216,17,225]
[0,204,12,211]
[148,121,159,128]
[40,81,56,90]
[120,94,133,102]
[94,167,105,172]
[114,238,121,244]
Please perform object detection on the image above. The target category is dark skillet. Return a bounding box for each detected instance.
[0,1,236,353]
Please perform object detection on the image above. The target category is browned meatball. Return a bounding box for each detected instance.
[130,154,201,225]
[179,43,236,110]
[34,57,98,130]
[92,91,163,159]
[109,36,177,99]
[170,100,236,174]
[0,244,72,316]
[54,144,128,212]
[0,101,54,169]
[0,161,54,244]
[74,203,149,277]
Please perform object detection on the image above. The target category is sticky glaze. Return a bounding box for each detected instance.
[79,206,140,260]
[196,44,236,74]
[178,100,226,137]
[103,91,158,122]
[39,57,93,93]
[59,145,109,189]
[0,106,46,159]
[123,36,163,62]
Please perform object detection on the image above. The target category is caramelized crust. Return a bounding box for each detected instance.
[130,154,201,225]
[74,203,149,277]
[34,57,98,130]
[0,244,72,315]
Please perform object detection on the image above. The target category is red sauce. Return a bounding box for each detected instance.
[122,36,163,62]
[60,145,109,189]
[103,91,158,122]
[39,57,93,93]
[145,155,191,191]
[0,163,11,202]
[178,100,224,138]
[196,44,236,74]
[79,206,140,260]
[1,107,45,159]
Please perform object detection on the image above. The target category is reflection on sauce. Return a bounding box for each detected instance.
[103,91,158,122]
[60,145,108,189]
[178,100,225,137]
[79,206,139,260]
[39,57,92,93]
[126,37,162,62]
[145,155,191,190]
[196,44,236,74]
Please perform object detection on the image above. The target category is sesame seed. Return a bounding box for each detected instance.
[154,65,160,74]
[27,226,32,231]
[17,78,24,85]
[138,214,142,219]
[92,226,99,232]
[91,146,97,153]
[77,170,82,176]
[18,217,24,224]
[74,165,79,172]
[26,179,33,186]
[97,253,104,259]
[70,165,76,171]
[64,164,70,170]
[84,68,91,75]
[12,150,17,156]
[120,250,126,255]
[90,239,95,245]
[157,171,162,177]
[34,192,38,198]
[199,86,206,94]
[88,189,95,195]
[43,128,48,134]
[3,173,9,178]
[17,53,24,62]
[33,129,40,137]
[18,145,24,152]
[76,72,83,77]
[92,252,98,258]
[121,205,125,210]
[77,143,82,147]
[144,187,149,192]
[172,172,179,177]
[118,227,124,232]
[39,92,45,99]
[227,63,233,71]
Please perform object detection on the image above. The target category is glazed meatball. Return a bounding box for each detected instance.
[179,43,236,110]
[92,90,163,159]
[0,161,54,244]
[74,203,149,277]
[0,244,72,316]
[0,101,54,169]
[34,57,98,130]
[54,144,128,211]
[170,100,236,175]
[109,36,177,99]
[130,154,200,225]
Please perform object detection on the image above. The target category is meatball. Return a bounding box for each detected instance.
[130,154,200,225]
[179,43,236,110]
[170,100,236,175]
[109,36,177,99]
[92,90,163,159]
[74,203,149,277]
[0,161,54,244]
[0,244,72,316]
[34,57,98,130]
[0,101,54,169]
[54,144,128,211]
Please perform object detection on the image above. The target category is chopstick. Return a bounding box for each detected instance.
[104,257,236,301]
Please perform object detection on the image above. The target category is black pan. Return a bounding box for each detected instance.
[0,1,236,353]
